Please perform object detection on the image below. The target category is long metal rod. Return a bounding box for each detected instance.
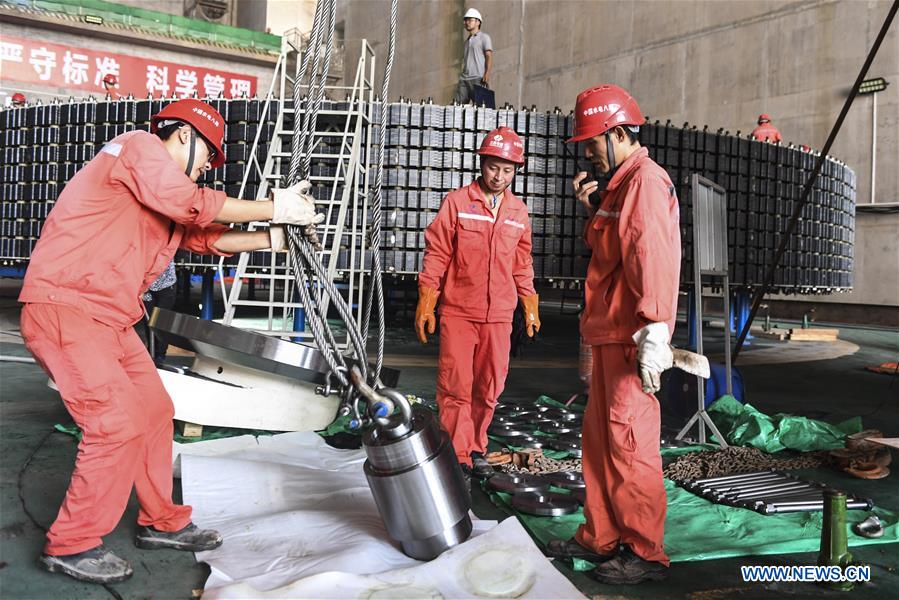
[733,0,899,361]
[871,91,877,204]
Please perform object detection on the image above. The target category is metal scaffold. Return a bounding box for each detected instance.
[217,28,377,346]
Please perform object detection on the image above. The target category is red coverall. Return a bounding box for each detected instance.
[419,182,536,465]
[19,130,231,556]
[576,147,680,566]
[751,122,782,143]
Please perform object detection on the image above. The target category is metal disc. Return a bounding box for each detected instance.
[543,471,586,490]
[554,432,583,445]
[512,491,580,516]
[149,307,330,383]
[570,488,586,505]
[486,473,550,495]
[514,437,544,449]
[487,425,528,437]
[540,424,575,436]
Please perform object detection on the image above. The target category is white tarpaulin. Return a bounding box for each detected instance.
[177,432,585,599]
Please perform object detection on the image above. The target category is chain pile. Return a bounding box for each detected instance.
[663,445,829,481]
[499,452,582,475]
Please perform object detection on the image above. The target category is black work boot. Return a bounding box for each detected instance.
[135,523,223,552]
[459,463,473,494]
[590,546,668,584]
[39,545,133,584]
[545,538,616,563]
[470,452,495,479]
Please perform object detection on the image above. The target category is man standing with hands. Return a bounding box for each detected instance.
[545,84,680,584]
[453,8,493,105]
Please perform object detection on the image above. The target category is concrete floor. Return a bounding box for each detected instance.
[1,280,897,599]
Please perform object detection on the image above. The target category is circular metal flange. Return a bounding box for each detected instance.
[570,488,586,505]
[486,473,550,495]
[513,437,544,449]
[553,433,584,447]
[512,491,580,516]
[544,439,582,458]
[532,418,559,428]
[541,409,578,422]
[540,424,575,436]
[487,425,529,438]
[543,471,586,490]
[149,307,330,384]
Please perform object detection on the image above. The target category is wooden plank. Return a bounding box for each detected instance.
[788,328,839,341]
[179,421,204,438]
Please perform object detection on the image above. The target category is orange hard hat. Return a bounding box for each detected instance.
[478,126,524,165]
[758,114,771,124]
[151,99,226,168]
[567,84,645,143]
[11,92,26,105]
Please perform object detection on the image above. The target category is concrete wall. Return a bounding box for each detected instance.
[338,0,899,309]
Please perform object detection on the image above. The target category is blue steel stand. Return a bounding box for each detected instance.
[734,290,753,344]
[686,289,697,350]
[200,270,215,320]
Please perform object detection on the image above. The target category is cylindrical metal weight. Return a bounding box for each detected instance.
[363,407,472,560]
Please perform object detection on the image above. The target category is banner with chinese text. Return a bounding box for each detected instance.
[0,35,257,98]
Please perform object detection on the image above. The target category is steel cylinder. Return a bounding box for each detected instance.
[363,407,472,560]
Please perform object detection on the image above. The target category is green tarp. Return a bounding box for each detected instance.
[490,480,899,569]
[708,395,863,452]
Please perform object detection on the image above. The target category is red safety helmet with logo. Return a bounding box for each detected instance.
[567,84,645,143]
[102,74,118,87]
[477,126,525,165]
[758,114,771,124]
[150,98,226,168]
[11,92,26,105]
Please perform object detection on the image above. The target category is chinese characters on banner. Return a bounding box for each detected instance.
[0,36,256,98]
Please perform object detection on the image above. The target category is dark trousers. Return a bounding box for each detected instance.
[142,286,176,362]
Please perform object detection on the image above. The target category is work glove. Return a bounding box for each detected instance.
[632,322,674,394]
[268,225,287,252]
[271,180,326,227]
[415,287,440,344]
[519,294,541,337]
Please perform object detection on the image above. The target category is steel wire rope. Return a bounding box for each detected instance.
[282,0,373,396]
[361,0,398,384]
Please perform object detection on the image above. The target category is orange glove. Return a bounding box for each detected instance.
[520,295,541,337]
[415,287,440,344]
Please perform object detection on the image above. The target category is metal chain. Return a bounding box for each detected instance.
[663,446,829,481]
[500,454,583,475]
[361,0,398,383]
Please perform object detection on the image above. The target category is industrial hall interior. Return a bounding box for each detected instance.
[1,0,898,597]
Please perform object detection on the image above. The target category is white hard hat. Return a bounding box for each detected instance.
[464,8,482,22]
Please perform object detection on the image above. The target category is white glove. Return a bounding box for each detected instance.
[271,181,326,226]
[632,322,674,394]
[269,225,287,252]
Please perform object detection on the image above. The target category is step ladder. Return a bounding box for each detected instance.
[217,31,377,347]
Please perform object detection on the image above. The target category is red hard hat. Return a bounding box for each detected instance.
[103,74,118,86]
[151,99,226,168]
[758,114,771,124]
[11,92,26,104]
[567,84,645,143]
[477,126,524,164]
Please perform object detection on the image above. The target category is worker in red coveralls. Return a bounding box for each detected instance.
[751,114,783,143]
[416,126,540,484]
[545,84,680,585]
[20,98,323,584]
